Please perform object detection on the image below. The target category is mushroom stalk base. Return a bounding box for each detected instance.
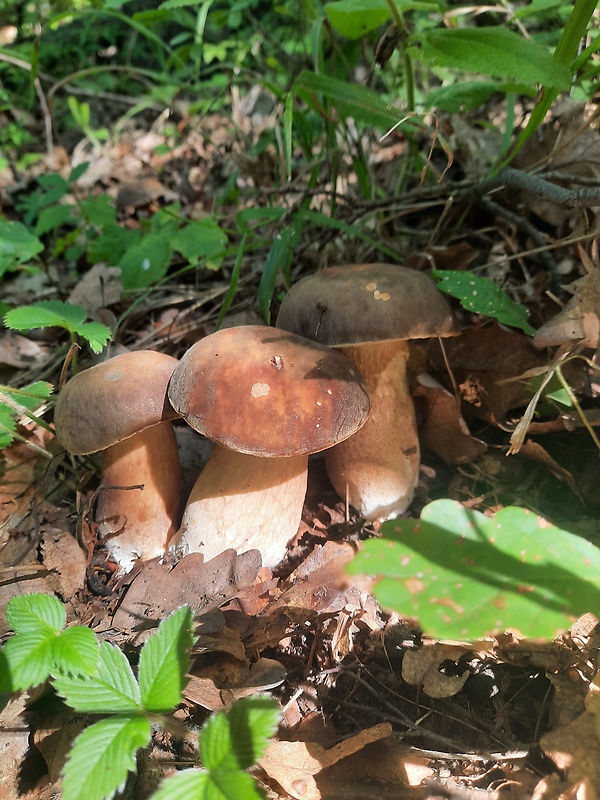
[325,340,419,521]
[174,447,308,568]
[96,421,182,571]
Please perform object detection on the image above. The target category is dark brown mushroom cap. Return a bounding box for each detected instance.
[54,351,180,455]
[167,326,370,457]
[276,263,458,346]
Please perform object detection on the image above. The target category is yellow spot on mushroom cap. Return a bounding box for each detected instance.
[251,382,271,398]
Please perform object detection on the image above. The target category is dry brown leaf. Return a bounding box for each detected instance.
[40,530,87,598]
[539,711,600,794]
[430,324,545,427]
[187,656,286,712]
[116,177,171,212]
[0,694,33,800]
[0,331,47,368]
[534,251,600,350]
[414,373,487,464]
[112,549,262,639]
[67,263,123,315]
[402,645,470,698]
[259,723,392,800]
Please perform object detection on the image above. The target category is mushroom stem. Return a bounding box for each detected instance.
[174,447,308,567]
[324,339,418,521]
[96,421,182,571]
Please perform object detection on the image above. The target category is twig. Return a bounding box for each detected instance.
[0,53,54,158]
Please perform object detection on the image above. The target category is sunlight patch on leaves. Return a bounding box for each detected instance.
[54,641,142,713]
[349,500,600,639]
[138,606,193,713]
[6,592,65,635]
[433,269,536,334]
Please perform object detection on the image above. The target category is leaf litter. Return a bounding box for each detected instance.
[1,77,600,800]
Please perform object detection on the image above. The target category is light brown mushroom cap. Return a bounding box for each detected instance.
[55,350,180,455]
[276,263,458,346]
[167,325,370,458]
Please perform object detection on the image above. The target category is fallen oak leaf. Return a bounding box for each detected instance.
[259,722,392,800]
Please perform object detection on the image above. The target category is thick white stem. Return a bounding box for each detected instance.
[96,421,182,571]
[324,340,419,521]
[174,447,307,567]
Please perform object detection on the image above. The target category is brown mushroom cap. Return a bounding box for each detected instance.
[55,350,180,455]
[276,263,458,346]
[167,325,370,458]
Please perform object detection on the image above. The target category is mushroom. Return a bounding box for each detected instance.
[276,264,458,521]
[54,350,182,571]
[167,325,370,567]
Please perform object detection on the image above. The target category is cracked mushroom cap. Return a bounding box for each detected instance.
[276,263,458,345]
[54,350,180,455]
[167,325,370,457]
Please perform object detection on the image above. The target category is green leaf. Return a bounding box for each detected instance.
[416,28,571,89]
[2,631,56,690]
[139,606,193,713]
[348,500,600,639]
[87,222,138,264]
[0,408,16,449]
[0,218,44,275]
[201,697,280,773]
[76,322,112,354]
[4,301,111,353]
[35,204,77,236]
[294,70,403,132]
[432,270,535,334]
[172,218,228,268]
[6,593,66,635]
[150,771,212,800]
[62,715,151,800]
[259,220,305,324]
[54,641,141,713]
[118,230,173,290]
[426,80,531,113]
[325,0,392,39]
[79,195,117,228]
[51,627,100,678]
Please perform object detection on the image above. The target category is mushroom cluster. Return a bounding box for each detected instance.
[54,265,455,571]
[277,263,458,521]
[54,327,370,571]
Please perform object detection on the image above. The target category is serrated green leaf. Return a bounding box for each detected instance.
[150,770,212,800]
[79,195,117,228]
[172,218,227,268]
[432,270,535,334]
[35,203,77,236]
[4,301,111,352]
[325,0,392,39]
[76,322,112,354]
[416,28,571,89]
[348,500,600,639]
[118,231,173,290]
[87,222,138,264]
[0,408,16,448]
[62,715,151,800]
[4,300,86,333]
[0,218,44,274]
[201,697,280,773]
[51,627,100,677]
[2,631,56,690]
[139,606,193,713]
[54,641,141,713]
[6,593,66,635]
[2,382,54,410]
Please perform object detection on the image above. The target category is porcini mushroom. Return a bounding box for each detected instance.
[276,264,458,521]
[167,325,370,567]
[54,350,182,571]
